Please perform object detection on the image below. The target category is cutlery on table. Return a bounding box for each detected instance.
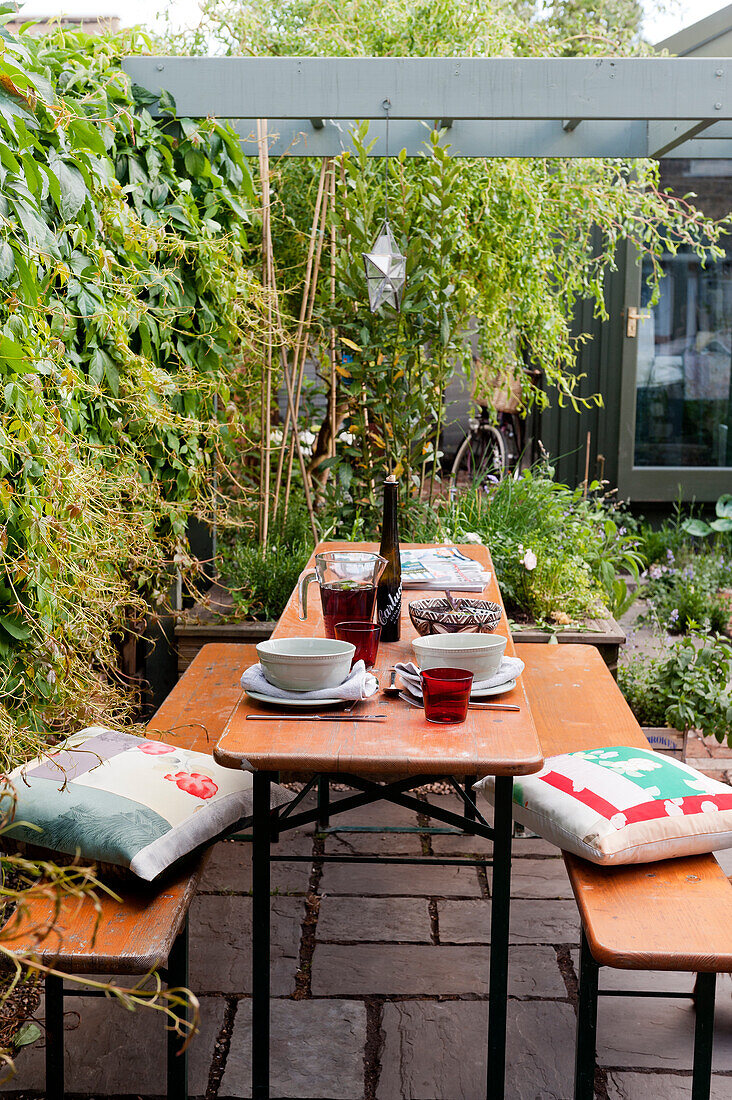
[381,667,400,696]
[398,691,519,713]
[246,713,387,722]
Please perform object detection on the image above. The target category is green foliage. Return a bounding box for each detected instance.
[620,634,732,745]
[0,17,264,747]
[220,502,314,620]
[170,0,729,521]
[681,494,732,539]
[644,552,732,636]
[394,463,640,624]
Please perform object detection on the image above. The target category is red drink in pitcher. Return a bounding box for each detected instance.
[320,584,376,639]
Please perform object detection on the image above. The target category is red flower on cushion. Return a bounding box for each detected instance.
[164,771,218,799]
[139,742,176,755]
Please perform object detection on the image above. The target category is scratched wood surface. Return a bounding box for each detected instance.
[2,644,255,974]
[519,643,732,973]
[216,542,543,777]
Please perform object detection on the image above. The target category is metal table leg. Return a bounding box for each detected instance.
[45,973,64,1100]
[167,916,190,1099]
[691,972,716,1100]
[487,775,513,1099]
[252,770,272,1099]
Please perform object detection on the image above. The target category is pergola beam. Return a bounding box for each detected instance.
[123,56,732,122]
[647,119,717,157]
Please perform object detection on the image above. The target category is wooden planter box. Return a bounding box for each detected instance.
[175,583,276,675]
[510,614,626,676]
[642,726,687,760]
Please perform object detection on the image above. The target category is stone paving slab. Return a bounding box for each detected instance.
[606,1071,732,1099]
[0,993,223,1095]
[220,998,366,1099]
[190,895,304,996]
[198,840,312,894]
[319,861,482,897]
[311,944,566,997]
[327,795,419,827]
[438,898,579,945]
[316,895,432,942]
[597,993,732,1070]
[376,998,576,1100]
[324,828,425,854]
[492,858,573,899]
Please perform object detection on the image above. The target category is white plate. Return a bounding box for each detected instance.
[471,679,517,699]
[245,688,344,709]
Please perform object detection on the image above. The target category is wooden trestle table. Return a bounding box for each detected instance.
[215,542,544,1099]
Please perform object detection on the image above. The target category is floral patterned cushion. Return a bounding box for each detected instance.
[3,728,292,881]
[475,746,732,865]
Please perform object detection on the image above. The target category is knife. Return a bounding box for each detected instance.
[246,713,388,722]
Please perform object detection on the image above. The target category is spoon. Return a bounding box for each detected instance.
[381,667,400,696]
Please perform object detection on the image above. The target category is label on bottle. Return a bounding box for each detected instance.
[378,583,402,631]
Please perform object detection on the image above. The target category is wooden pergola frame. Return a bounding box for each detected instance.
[122,55,732,159]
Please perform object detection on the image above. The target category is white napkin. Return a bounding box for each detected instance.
[394,656,524,700]
[240,660,379,702]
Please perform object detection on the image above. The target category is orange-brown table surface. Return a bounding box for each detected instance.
[215,542,543,777]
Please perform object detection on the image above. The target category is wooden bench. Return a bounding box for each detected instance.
[517,642,732,1100]
[2,642,255,1100]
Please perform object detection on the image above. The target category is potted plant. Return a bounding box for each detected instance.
[618,633,732,758]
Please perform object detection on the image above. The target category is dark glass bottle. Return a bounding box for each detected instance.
[377,475,402,642]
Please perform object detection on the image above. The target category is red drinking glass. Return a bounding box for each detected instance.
[420,667,474,724]
[334,621,381,669]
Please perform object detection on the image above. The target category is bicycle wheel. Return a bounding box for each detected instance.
[450,425,508,492]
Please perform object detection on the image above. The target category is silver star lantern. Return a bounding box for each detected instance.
[362,221,406,313]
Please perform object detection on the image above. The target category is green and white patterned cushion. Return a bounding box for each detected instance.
[475,746,732,865]
[3,728,291,880]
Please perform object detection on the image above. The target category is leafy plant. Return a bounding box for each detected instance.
[681,494,732,540]
[621,634,732,744]
[0,17,265,748]
[644,553,732,635]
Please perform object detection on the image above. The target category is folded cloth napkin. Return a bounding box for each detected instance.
[240,660,379,702]
[394,656,524,700]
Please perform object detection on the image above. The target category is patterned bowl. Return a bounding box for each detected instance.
[408,597,503,636]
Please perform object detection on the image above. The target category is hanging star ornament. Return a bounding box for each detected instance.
[362,221,407,313]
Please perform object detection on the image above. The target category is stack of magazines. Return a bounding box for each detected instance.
[400,547,492,592]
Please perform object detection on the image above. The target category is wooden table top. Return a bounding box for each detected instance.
[215,542,544,777]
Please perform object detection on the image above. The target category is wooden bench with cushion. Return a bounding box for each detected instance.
[517,642,732,1100]
[2,642,255,1100]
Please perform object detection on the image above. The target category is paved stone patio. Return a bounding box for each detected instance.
[2,790,731,1099]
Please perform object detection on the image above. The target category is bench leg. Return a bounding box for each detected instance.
[574,930,600,1100]
[45,973,64,1100]
[317,775,330,829]
[252,770,273,1099]
[167,915,190,1100]
[691,972,716,1100]
[487,775,513,1099]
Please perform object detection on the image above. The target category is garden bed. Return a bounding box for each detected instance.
[510,614,626,674]
[174,584,276,674]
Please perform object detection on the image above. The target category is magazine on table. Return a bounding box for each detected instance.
[400,547,492,591]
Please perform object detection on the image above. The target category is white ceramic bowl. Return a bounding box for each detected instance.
[412,632,507,680]
[257,637,355,692]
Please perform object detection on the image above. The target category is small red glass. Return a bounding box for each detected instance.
[420,667,474,725]
[335,621,381,669]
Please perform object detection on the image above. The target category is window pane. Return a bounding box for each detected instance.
[635,250,732,468]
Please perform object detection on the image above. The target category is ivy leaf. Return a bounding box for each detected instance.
[68,116,107,158]
[0,613,30,641]
[49,154,87,220]
[184,148,207,178]
[0,240,15,280]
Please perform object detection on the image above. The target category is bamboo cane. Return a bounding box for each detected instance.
[329,158,337,460]
[257,119,272,548]
[272,159,328,517]
[282,162,330,519]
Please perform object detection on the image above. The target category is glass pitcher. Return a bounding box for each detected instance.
[298,551,387,638]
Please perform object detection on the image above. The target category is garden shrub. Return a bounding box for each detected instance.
[0,18,264,752]
[644,552,732,635]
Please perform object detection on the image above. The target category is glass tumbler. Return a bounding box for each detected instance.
[421,667,474,724]
[334,621,381,669]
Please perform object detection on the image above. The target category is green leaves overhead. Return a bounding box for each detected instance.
[0,22,263,750]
